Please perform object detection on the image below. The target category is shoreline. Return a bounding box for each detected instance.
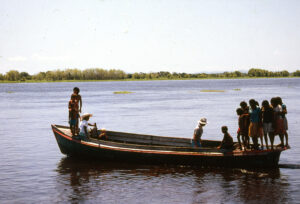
[0,76,297,84]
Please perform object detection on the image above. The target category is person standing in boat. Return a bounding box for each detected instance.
[261,100,274,149]
[248,99,262,149]
[192,118,207,147]
[277,97,289,147]
[236,108,248,150]
[271,97,285,147]
[240,101,250,148]
[72,87,82,134]
[68,94,79,136]
[79,113,96,141]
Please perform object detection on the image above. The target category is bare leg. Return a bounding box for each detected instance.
[270,133,275,150]
[245,135,250,149]
[260,135,264,149]
[279,134,284,147]
[264,133,269,149]
[284,131,289,147]
[237,134,242,150]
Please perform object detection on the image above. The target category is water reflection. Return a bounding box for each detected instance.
[55,157,289,203]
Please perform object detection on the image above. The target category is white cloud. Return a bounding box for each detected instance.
[31,53,71,61]
[7,56,28,62]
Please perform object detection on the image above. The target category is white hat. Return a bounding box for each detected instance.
[81,113,93,120]
[198,118,207,125]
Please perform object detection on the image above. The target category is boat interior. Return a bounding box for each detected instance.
[54,125,223,149]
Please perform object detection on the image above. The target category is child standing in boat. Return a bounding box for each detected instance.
[277,97,289,147]
[240,101,250,148]
[236,108,248,150]
[248,99,262,149]
[192,118,207,147]
[68,94,79,136]
[72,87,82,134]
[271,97,285,147]
[261,100,274,149]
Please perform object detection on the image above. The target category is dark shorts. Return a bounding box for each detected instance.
[192,139,201,147]
[69,119,76,126]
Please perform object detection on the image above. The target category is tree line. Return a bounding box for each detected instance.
[1,68,300,82]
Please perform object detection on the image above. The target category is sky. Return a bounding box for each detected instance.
[0,0,300,74]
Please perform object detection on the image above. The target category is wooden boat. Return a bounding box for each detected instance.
[52,124,288,168]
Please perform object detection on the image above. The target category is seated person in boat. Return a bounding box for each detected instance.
[192,118,207,147]
[218,126,234,150]
[79,113,96,141]
[68,94,79,136]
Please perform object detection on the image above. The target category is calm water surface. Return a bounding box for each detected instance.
[0,78,299,203]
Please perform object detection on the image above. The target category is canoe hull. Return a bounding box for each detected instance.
[53,125,282,168]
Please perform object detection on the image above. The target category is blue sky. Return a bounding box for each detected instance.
[0,0,300,74]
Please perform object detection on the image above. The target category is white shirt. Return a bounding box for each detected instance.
[79,120,88,134]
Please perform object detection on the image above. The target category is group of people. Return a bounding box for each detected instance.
[69,87,288,150]
[68,87,96,140]
[236,97,288,150]
[192,97,289,150]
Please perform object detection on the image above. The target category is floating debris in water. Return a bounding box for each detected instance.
[233,88,241,91]
[114,91,134,94]
[6,91,14,93]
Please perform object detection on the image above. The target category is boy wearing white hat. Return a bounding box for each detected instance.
[192,118,207,147]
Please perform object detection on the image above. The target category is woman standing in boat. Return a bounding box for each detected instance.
[192,118,207,147]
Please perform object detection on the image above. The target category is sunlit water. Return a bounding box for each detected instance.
[0,78,299,203]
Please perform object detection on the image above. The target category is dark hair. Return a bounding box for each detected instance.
[276,97,282,105]
[262,100,269,107]
[221,126,228,132]
[240,101,247,108]
[249,99,256,106]
[73,87,80,93]
[236,108,243,115]
[270,97,278,107]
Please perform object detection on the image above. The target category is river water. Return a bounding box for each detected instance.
[0,78,299,203]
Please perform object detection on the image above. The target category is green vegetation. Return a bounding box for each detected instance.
[0,68,299,83]
[200,90,225,92]
[233,88,241,91]
[113,91,134,94]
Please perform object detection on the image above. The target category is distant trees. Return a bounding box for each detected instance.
[292,70,300,77]
[248,68,291,77]
[0,68,299,82]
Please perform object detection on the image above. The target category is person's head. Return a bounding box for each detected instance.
[240,101,247,109]
[249,99,256,109]
[270,97,277,108]
[236,108,243,116]
[262,100,269,108]
[221,126,228,133]
[255,100,259,107]
[73,87,80,94]
[81,113,93,121]
[198,118,207,127]
[276,97,283,105]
